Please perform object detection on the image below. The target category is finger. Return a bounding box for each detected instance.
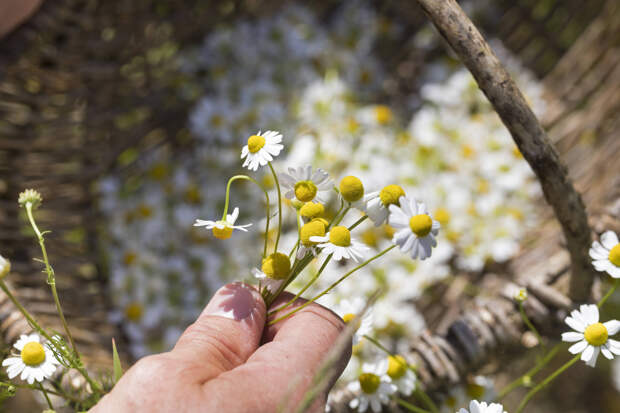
[171,282,266,382]
[202,293,351,412]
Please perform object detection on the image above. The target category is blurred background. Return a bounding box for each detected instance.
[1,0,619,411]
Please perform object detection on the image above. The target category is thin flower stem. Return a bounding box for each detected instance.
[26,203,78,355]
[0,281,101,393]
[363,334,393,356]
[515,354,580,413]
[498,343,562,400]
[331,206,351,228]
[395,397,431,413]
[268,254,333,316]
[221,175,270,258]
[0,381,74,400]
[328,199,345,230]
[348,215,368,231]
[519,302,542,346]
[38,382,54,410]
[268,245,396,325]
[288,239,300,260]
[598,278,619,308]
[268,162,282,253]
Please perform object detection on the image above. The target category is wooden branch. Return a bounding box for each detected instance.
[414,0,593,302]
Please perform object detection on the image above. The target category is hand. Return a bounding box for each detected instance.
[93,282,351,412]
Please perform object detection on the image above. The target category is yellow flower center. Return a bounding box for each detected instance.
[247,135,266,153]
[434,208,450,225]
[329,226,351,247]
[300,202,324,218]
[609,244,620,267]
[125,302,144,322]
[359,373,381,394]
[409,214,432,237]
[21,342,46,366]
[300,221,326,246]
[123,251,137,266]
[294,181,318,202]
[212,223,233,240]
[362,229,378,248]
[387,355,408,380]
[261,252,291,280]
[374,105,393,124]
[311,218,329,228]
[461,144,475,158]
[339,176,364,202]
[379,185,405,207]
[584,322,608,346]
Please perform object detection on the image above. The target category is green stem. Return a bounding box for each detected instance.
[515,354,580,413]
[414,387,439,413]
[331,206,351,228]
[26,203,78,355]
[519,302,542,346]
[221,175,270,258]
[268,254,333,316]
[38,382,54,410]
[268,163,282,253]
[268,245,396,325]
[348,215,368,231]
[396,397,431,413]
[363,334,393,356]
[498,343,561,400]
[328,199,345,230]
[0,281,101,393]
[598,278,619,308]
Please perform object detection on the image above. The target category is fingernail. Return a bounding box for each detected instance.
[203,282,262,321]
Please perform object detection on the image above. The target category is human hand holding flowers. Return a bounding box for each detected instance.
[92,282,351,412]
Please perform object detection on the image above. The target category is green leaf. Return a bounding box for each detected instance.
[112,338,123,383]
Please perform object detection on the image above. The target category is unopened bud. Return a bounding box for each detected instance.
[18,189,42,209]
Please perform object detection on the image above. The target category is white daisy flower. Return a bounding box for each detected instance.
[2,334,61,384]
[193,207,252,240]
[388,196,440,260]
[240,130,284,171]
[457,400,507,413]
[364,184,406,226]
[310,226,368,262]
[348,362,397,413]
[562,304,620,367]
[252,252,291,294]
[334,297,373,345]
[280,165,333,203]
[297,219,327,259]
[589,230,620,278]
[378,355,416,396]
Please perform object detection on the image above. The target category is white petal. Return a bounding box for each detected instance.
[568,340,588,354]
[601,231,619,250]
[561,332,584,342]
[564,316,586,333]
[604,320,620,335]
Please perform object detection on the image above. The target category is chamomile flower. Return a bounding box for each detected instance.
[457,400,507,413]
[310,226,368,262]
[388,196,440,260]
[240,130,284,171]
[252,252,291,294]
[339,175,366,210]
[348,362,396,413]
[364,184,406,226]
[280,165,333,203]
[378,355,416,396]
[589,230,620,278]
[297,219,327,259]
[2,334,60,384]
[193,207,252,240]
[562,304,620,367]
[334,297,373,345]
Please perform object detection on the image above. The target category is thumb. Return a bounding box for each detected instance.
[171,282,266,382]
